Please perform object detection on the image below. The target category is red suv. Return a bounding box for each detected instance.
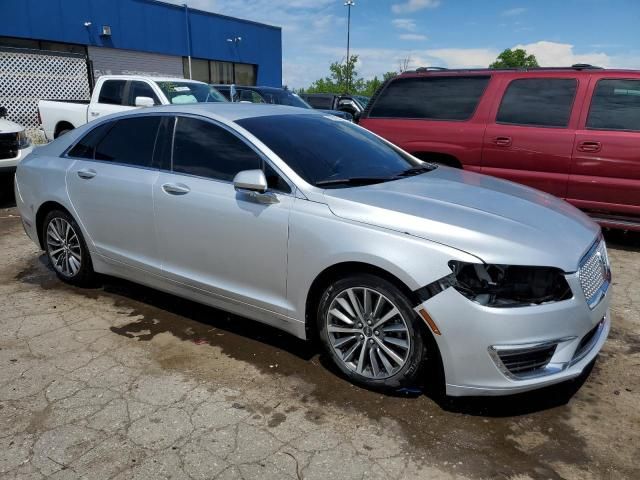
[360,65,640,230]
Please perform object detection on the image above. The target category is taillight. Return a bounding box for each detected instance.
[37,108,42,125]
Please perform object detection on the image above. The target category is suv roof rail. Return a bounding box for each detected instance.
[405,65,608,74]
[571,63,603,70]
[413,66,448,73]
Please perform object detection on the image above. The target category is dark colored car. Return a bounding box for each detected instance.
[359,65,640,231]
[212,85,353,121]
[299,93,369,120]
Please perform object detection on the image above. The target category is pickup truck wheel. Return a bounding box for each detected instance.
[55,129,71,138]
[43,210,96,287]
[317,274,428,391]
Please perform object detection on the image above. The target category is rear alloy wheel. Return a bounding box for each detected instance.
[318,274,427,390]
[43,210,95,286]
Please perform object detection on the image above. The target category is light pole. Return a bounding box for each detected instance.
[344,1,355,94]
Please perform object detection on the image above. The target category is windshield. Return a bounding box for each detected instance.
[259,90,311,109]
[156,81,227,104]
[236,114,425,188]
[352,95,370,108]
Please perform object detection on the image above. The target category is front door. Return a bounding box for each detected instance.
[66,115,163,272]
[481,77,582,198]
[153,115,293,314]
[569,77,640,219]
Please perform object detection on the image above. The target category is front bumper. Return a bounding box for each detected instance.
[421,271,610,396]
[0,145,33,173]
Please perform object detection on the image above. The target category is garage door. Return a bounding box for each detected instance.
[88,46,183,79]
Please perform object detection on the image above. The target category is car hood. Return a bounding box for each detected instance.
[323,167,600,272]
[0,118,24,134]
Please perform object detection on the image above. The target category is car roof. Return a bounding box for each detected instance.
[98,75,208,84]
[115,102,323,122]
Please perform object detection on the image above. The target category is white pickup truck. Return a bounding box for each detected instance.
[38,75,227,140]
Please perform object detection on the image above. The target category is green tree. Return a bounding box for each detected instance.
[304,55,366,94]
[362,71,397,96]
[490,48,539,69]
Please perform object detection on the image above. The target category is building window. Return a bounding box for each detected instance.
[182,57,257,86]
[0,36,86,55]
[210,61,234,84]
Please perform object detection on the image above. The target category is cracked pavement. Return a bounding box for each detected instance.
[1,188,639,479]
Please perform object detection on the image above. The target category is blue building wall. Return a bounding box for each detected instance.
[1,0,282,86]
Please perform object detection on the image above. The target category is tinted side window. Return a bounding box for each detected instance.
[94,116,161,167]
[172,117,261,182]
[308,96,333,109]
[127,81,160,106]
[368,76,489,120]
[98,80,126,105]
[67,122,114,159]
[587,79,640,131]
[497,78,577,127]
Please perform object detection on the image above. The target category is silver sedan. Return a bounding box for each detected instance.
[14,104,611,395]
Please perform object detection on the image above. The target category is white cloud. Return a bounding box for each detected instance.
[425,48,498,68]
[514,41,611,67]
[502,7,527,17]
[391,0,440,14]
[392,18,417,31]
[400,34,428,41]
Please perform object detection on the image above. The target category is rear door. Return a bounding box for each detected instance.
[87,79,135,120]
[569,77,640,220]
[66,114,164,273]
[481,76,584,198]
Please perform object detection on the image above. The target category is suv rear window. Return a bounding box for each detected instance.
[368,76,490,121]
[587,79,640,131]
[496,78,577,128]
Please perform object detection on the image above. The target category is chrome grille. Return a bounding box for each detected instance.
[578,239,610,309]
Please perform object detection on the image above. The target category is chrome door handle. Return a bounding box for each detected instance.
[77,169,96,179]
[493,136,512,147]
[578,141,602,153]
[162,183,190,195]
[90,111,100,117]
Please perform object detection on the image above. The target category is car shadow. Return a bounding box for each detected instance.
[603,227,640,252]
[0,173,17,209]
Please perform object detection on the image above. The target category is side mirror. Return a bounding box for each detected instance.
[233,169,279,204]
[233,169,268,193]
[135,96,155,107]
[0,106,7,118]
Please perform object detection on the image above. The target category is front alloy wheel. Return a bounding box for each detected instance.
[318,274,428,390]
[327,287,411,379]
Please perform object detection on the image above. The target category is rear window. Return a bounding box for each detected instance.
[98,80,126,105]
[587,79,640,131]
[496,78,577,128]
[368,76,490,121]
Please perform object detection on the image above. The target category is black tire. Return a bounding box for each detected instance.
[42,209,96,287]
[317,273,428,390]
[55,129,71,138]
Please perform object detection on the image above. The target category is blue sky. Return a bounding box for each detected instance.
[166,0,640,88]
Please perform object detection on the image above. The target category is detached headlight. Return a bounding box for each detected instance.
[448,261,572,308]
[17,130,31,149]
